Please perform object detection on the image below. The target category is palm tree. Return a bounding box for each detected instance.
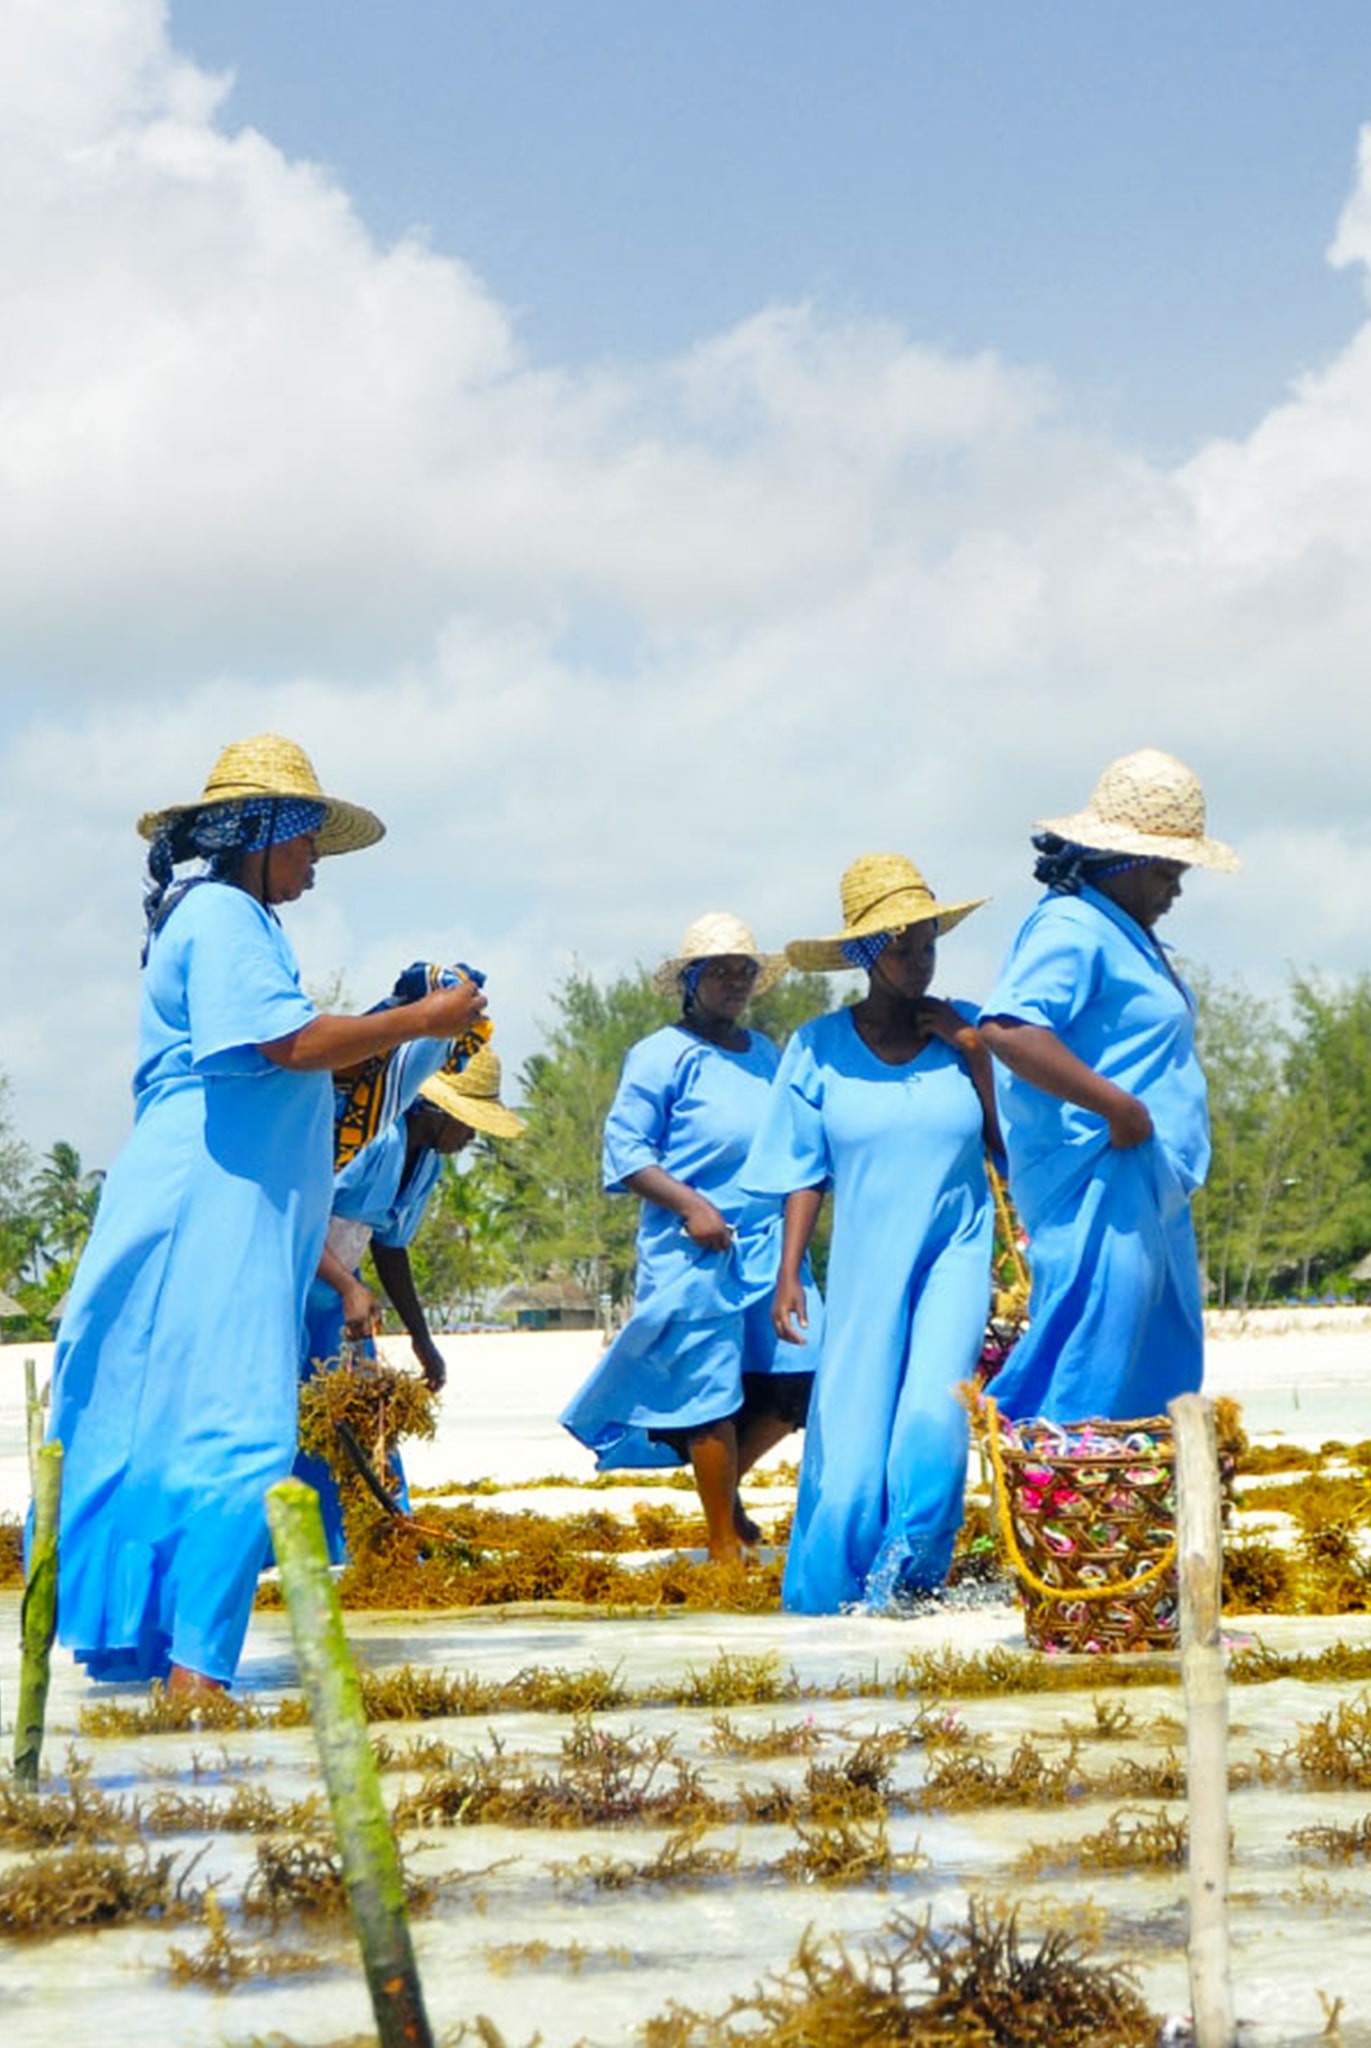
[33,1141,104,1265]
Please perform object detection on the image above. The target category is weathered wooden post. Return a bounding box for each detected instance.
[1170,1392,1235,2047]
[266,1477,433,2048]
[14,1441,62,1788]
[24,1356,43,1494]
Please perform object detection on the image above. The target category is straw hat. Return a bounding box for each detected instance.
[651,913,789,1001]
[786,854,987,972]
[1036,749,1238,873]
[419,1047,527,1139]
[137,734,385,857]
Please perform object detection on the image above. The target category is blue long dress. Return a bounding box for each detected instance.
[296,1120,444,1558]
[743,1006,992,1613]
[981,885,1209,1424]
[560,1026,819,1469]
[49,883,331,1685]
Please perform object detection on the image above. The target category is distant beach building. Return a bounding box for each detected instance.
[498,1278,598,1331]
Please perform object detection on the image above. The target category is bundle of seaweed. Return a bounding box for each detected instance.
[639,1903,1156,2046]
[168,1894,329,1986]
[554,1819,742,1892]
[900,1644,1178,1700]
[296,1356,437,1469]
[0,1510,22,1587]
[0,1758,136,1847]
[358,1658,629,1721]
[394,1716,724,1832]
[483,1936,634,1974]
[242,1836,434,1924]
[139,1783,326,1836]
[1291,1814,1371,1862]
[704,1714,827,1759]
[1283,1689,1371,1789]
[79,1682,307,1737]
[773,1812,922,1887]
[676,1651,800,1708]
[1016,1805,1188,1878]
[0,1842,205,1935]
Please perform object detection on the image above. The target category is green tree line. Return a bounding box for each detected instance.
[7,966,1371,1334]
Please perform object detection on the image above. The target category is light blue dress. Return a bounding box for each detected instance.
[560,1026,819,1469]
[49,884,330,1685]
[296,1121,444,1558]
[743,1006,992,1613]
[981,885,1208,1423]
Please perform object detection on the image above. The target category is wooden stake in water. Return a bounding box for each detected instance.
[266,1478,434,2048]
[1170,1392,1236,2048]
[24,1356,44,1494]
[14,1441,62,1789]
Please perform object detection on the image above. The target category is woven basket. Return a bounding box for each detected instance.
[987,1407,1178,1655]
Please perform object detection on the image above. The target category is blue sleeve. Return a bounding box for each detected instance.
[602,1035,678,1193]
[183,888,317,1076]
[740,1028,830,1195]
[980,902,1101,1035]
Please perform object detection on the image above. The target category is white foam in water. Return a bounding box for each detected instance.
[3,1322,1371,2046]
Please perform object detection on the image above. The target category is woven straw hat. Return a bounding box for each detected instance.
[786,854,987,972]
[137,734,385,857]
[1036,749,1238,873]
[651,912,789,1001]
[419,1047,527,1140]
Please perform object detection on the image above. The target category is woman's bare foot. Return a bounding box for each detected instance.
[732,1495,762,1547]
[167,1663,227,1698]
[706,1537,745,1567]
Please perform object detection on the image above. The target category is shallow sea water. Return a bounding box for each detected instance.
[4,1325,1371,2045]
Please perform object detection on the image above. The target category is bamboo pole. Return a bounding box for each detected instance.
[1169,1392,1235,2047]
[24,1356,43,1495]
[14,1441,62,1788]
[266,1478,434,2048]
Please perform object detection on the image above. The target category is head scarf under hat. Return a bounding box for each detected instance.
[651,913,788,1002]
[1033,749,1238,873]
[786,854,986,973]
[332,960,492,1170]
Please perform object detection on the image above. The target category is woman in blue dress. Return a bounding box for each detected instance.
[979,749,1238,1425]
[744,854,998,1615]
[561,913,821,1566]
[48,735,486,1694]
[299,1045,526,1559]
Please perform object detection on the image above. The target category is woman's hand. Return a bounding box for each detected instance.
[682,1194,733,1252]
[772,1274,810,1345]
[917,998,981,1053]
[412,1333,447,1393]
[415,979,488,1038]
[1105,1092,1154,1148]
[340,1278,381,1341]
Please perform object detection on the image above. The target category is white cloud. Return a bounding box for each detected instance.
[3,6,1371,1165]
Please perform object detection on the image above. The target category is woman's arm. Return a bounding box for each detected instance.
[622,1165,732,1251]
[773,1185,824,1344]
[979,1018,1153,1148]
[260,982,485,1074]
[919,1001,1004,1158]
[316,1245,380,1341]
[370,1241,447,1391]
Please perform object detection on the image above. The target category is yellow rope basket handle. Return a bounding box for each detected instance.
[977,1394,1178,1605]
[986,1160,1030,1298]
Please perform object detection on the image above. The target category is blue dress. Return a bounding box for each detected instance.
[560,1026,819,1469]
[743,1006,992,1613]
[296,1121,444,1558]
[49,884,331,1685]
[981,885,1208,1423]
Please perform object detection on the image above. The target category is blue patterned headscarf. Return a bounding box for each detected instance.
[1031,832,1151,897]
[840,930,895,974]
[142,796,328,958]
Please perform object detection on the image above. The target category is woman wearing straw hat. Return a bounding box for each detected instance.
[299,1045,526,1561]
[47,735,486,1694]
[560,914,823,1566]
[744,855,999,1614]
[979,749,1238,1425]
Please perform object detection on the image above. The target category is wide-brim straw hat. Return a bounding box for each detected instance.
[420,1046,527,1140]
[137,733,385,857]
[786,853,987,972]
[651,912,789,1001]
[1036,748,1239,873]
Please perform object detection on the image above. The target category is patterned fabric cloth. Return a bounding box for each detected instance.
[1030,833,1152,896]
[332,959,491,1169]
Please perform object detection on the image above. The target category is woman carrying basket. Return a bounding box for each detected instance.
[979,749,1238,1425]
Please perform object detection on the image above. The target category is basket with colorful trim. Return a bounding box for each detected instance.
[979,1396,1179,1655]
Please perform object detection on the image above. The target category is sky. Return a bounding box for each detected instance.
[5,0,1371,1166]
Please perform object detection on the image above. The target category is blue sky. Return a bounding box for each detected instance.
[170,0,1371,456]
[7,2,1371,1164]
